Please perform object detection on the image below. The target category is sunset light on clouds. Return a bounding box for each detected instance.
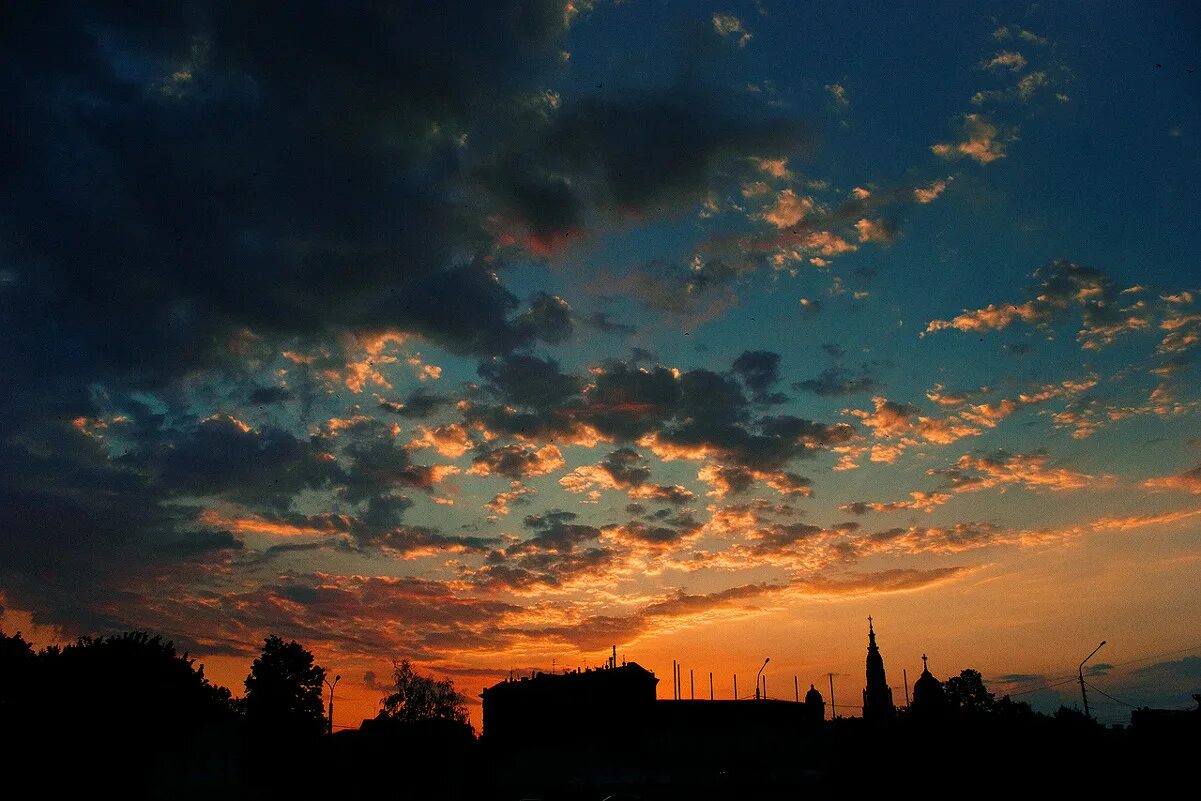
[2,1,1199,732]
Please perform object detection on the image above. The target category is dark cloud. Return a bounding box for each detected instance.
[731,350,787,403]
[793,365,881,397]
[341,431,443,501]
[625,257,750,320]
[468,510,610,591]
[479,86,807,240]
[631,484,697,505]
[377,388,454,419]
[581,312,637,336]
[249,386,294,405]
[0,421,243,633]
[599,448,653,487]
[0,0,585,403]
[477,353,580,411]
[149,414,342,508]
[470,443,565,479]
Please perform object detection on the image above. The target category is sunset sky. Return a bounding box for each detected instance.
[3,1,1200,729]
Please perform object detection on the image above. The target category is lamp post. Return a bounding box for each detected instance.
[1077,641,1105,720]
[325,674,341,734]
[755,657,770,700]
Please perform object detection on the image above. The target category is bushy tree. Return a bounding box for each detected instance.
[243,635,327,736]
[945,668,996,715]
[379,658,469,724]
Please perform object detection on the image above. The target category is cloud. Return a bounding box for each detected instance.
[825,83,850,108]
[794,366,880,397]
[480,85,807,243]
[913,178,951,203]
[982,51,1028,72]
[407,423,474,458]
[731,350,786,403]
[846,396,982,461]
[712,13,752,47]
[930,450,1104,494]
[1144,464,1201,495]
[465,511,613,592]
[559,448,661,501]
[469,444,566,479]
[0,1,589,404]
[839,491,952,515]
[931,114,1010,164]
[482,483,535,519]
[762,189,816,229]
[581,311,637,336]
[624,257,751,322]
[790,566,972,596]
[854,218,895,244]
[925,260,1151,349]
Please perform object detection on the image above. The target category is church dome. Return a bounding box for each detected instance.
[911,654,946,716]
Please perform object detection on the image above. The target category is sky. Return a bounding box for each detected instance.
[2,0,1200,730]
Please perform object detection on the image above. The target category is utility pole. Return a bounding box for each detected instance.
[795,675,799,703]
[710,671,714,701]
[690,669,694,700]
[903,669,910,707]
[1078,640,1106,719]
[324,674,341,735]
[734,674,738,700]
[828,673,836,720]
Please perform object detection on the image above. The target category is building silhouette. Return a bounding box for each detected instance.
[804,683,825,723]
[862,616,895,721]
[911,654,947,719]
[480,648,657,742]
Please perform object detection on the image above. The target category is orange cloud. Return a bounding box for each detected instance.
[1143,465,1201,495]
[982,50,1027,71]
[913,178,951,204]
[407,423,473,458]
[931,451,1104,493]
[931,114,1008,164]
[762,189,815,228]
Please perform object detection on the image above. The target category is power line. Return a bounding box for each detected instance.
[1083,681,1137,708]
[1004,675,1080,697]
[995,642,1201,698]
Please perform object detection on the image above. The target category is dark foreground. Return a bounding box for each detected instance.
[3,712,1197,800]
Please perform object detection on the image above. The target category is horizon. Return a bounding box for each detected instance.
[2,1,1199,738]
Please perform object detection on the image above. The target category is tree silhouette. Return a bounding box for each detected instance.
[0,631,37,715]
[944,668,996,715]
[243,635,327,736]
[379,658,469,724]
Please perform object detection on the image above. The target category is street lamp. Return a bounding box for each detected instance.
[755,658,770,700]
[325,674,341,734]
[1077,641,1105,720]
